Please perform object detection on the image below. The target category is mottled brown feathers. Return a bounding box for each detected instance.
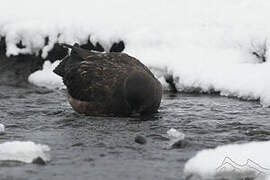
[54,43,162,117]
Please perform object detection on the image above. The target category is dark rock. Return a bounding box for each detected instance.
[99,153,106,157]
[16,40,26,49]
[44,36,49,46]
[135,135,147,145]
[80,39,96,51]
[71,142,85,147]
[80,38,106,52]
[110,41,125,52]
[84,157,95,162]
[170,139,189,149]
[32,157,46,165]
[46,42,68,62]
[94,42,105,52]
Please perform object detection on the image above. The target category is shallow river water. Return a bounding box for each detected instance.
[0,84,270,180]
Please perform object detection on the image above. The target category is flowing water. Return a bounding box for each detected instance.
[0,84,270,180]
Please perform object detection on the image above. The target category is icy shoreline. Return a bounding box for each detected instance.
[1,0,270,106]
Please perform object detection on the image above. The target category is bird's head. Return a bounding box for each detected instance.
[53,43,93,77]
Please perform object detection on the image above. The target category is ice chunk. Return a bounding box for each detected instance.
[167,128,185,139]
[166,128,186,149]
[184,141,270,180]
[28,60,65,89]
[0,141,50,163]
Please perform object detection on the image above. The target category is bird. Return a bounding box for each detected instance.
[53,43,162,117]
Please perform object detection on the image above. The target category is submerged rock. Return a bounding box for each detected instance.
[170,139,189,149]
[71,142,85,147]
[134,135,147,145]
[54,43,162,117]
[32,156,46,165]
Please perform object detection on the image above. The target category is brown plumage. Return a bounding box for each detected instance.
[53,43,162,117]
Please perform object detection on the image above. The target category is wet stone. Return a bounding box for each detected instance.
[135,135,147,145]
[71,142,85,147]
[99,153,106,157]
[84,157,95,162]
[32,157,46,165]
[169,139,189,149]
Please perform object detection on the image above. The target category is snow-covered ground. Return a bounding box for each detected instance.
[1,0,270,106]
[184,141,270,180]
[0,141,50,163]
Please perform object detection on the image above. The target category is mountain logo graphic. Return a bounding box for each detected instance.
[216,156,270,178]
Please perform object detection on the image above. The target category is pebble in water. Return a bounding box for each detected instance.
[135,135,147,145]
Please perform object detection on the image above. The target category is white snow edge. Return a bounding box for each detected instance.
[184,141,270,180]
[0,141,51,163]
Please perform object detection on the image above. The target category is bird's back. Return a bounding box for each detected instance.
[54,44,162,116]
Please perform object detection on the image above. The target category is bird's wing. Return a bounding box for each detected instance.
[63,57,129,103]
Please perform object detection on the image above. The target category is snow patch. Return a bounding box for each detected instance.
[184,141,270,180]
[175,62,270,107]
[28,60,65,89]
[0,141,50,163]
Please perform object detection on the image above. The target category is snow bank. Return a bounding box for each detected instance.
[1,0,270,105]
[184,141,270,180]
[28,60,65,89]
[0,141,50,163]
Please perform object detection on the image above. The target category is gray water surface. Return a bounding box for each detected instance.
[0,85,270,180]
